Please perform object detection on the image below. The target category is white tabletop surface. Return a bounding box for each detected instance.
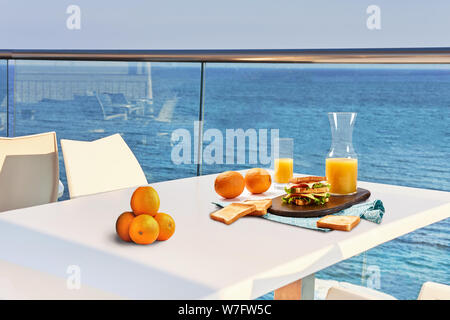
[0,172,449,299]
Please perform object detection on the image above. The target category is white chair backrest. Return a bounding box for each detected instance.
[0,132,59,212]
[61,134,148,199]
[418,282,450,300]
[326,282,397,300]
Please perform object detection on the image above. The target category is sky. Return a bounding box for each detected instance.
[0,0,449,50]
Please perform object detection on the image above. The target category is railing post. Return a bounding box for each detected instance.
[196,62,206,176]
[6,59,14,137]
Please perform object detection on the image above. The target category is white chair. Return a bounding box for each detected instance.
[417,282,450,300]
[325,281,450,300]
[325,282,397,300]
[60,133,148,199]
[0,132,59,212]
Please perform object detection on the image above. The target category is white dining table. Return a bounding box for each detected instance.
[0,172,449,300]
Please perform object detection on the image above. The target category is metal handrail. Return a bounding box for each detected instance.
[1,47,450,63]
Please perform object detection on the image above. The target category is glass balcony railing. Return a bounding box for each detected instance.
[2,59,449,299]
[202,63,450,194]
[201,63,450,300]
[11,61,202,197]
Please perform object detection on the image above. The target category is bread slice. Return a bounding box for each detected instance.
[243,199,272,216]
[316,215,360,231]
[289,176,326,184]
[210,203,256,225]
[293,198,309,206]
[290,186,330,194]
[293,197,329,206]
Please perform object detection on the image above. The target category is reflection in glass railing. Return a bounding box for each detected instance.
[202,63,450,300]
[0,60,6,136]
[13,61,202,199]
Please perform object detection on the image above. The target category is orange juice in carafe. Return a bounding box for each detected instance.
[326,158,358,195]
[326,112,358,195]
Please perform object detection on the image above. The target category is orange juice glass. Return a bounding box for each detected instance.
[326,158,358,195]
[274,158,293,183]
[273,138,294,188]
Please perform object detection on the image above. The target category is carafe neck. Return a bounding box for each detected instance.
[327,112,357,159]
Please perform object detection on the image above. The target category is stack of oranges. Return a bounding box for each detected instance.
[214,168,272,199]
[116,186,175,245]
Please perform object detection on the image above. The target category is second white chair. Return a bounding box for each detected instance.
[325,281,450,300]
[60,134,148,199]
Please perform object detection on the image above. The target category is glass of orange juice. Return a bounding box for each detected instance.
[326,112,358,195]
[273,138,293,189]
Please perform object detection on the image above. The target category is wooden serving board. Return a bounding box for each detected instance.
[268,188,371,218]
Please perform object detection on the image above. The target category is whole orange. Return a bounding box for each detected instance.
[214,171,245,199]
[128,214,160,245]
[115,211,135,242]
[154,212,176,241]
[245,168,272,194]
[130,186,160,216]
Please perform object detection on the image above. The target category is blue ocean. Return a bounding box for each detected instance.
[1,62,449,299]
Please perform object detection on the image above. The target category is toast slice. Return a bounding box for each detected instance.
[289,186,330,194]
[243,199,272,216]
[210,203,256,225]
[316,215,360,231]
[293,197,329,206]
[289,176,326,184]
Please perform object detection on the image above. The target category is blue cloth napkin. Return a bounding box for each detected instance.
[212,199,385,232]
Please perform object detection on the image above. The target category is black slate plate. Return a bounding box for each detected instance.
[268,188,371,218]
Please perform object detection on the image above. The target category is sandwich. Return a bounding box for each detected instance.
[282,176,330,206]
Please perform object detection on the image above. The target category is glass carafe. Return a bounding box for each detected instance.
[325,112,358,195]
